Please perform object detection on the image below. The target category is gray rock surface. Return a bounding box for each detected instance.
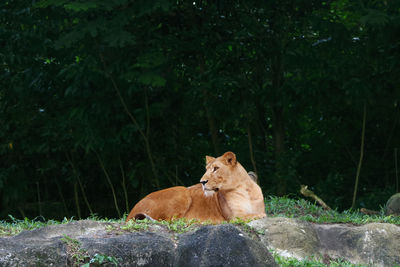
[176,224,276,267]
[385,193,400,216]
[314,222,400,266]
[1,218,399,266]
[0,220,277,267]
[248,217,320,259]
[248,217,400,267]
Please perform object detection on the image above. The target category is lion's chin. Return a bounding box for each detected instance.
[203,187,219,197]
[203,190,215,197]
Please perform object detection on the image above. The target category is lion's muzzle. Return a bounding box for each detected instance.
[200,179,219,197]
[200,180,208,186]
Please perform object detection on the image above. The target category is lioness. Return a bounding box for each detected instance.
[126,152,266,223]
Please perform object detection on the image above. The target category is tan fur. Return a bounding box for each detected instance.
[126,152,266,223]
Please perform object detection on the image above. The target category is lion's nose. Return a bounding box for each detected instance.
[200,180,208,185]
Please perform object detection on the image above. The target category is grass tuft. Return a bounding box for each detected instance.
[122,217,212,233]
[0,215,73,237]
[265,196,400,225]
[272,251,368,267]
[1,196,399,238]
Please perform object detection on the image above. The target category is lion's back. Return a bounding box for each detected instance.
[126,186,192,221]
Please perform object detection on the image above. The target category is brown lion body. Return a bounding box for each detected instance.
[126,152,266,223]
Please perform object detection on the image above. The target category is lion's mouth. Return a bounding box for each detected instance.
[202,186,219,196]
[202,186,219,192]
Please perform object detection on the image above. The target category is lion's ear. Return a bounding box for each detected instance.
[206,156,215,165]
[222,151,237,166]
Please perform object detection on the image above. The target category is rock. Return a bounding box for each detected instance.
[176,224,277,267]
[314,223,400,266]
[385,193,400,216]
[248,217,320,259]
[0,220,109,267]
[81,232,176,267]
[0,236,67,267]
[1,218,399,266]
[0,220,277,267]
[249,217,400,267]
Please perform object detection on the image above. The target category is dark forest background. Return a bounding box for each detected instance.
[1,0,400,220]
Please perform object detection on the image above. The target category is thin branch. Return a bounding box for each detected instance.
[360,208,379,215]
[74,182,81,219]
[247,125,258,175]
[66,152,93,215]
[300,185,331,210]
[36,182,42,216]
[99,53,160,188]
[119,156,130,213]
[54,177,69,217]
[395,148,399,193]
[352,103,367,209]
[94,150,121,218]
[99,53,146,141]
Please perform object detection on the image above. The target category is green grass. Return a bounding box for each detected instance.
[265,196,400,225]
[0,214,124,237]
[0,215,70,236]
[1,196,399,238]
[121,217,212,233]
[272,252,368,267]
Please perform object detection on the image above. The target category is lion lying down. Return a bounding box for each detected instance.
[126,152,266,223]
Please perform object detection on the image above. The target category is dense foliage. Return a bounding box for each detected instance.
[1,0,400,219]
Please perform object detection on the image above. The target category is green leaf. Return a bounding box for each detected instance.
[63,2,98,11]
[360,9,389,27]
[134,52,166,68]
[137,72,166,87]
[103,29,136,47]
[34,0,68,8]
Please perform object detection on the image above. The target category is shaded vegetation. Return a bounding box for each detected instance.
[1,0,400,220]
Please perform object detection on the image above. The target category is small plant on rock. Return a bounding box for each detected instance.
[81,253,119,267]
[61,235,89,266]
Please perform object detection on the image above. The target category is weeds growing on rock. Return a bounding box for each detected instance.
[61,235,89,266]
[122,217,210,233]
[81,253,119,267]
[61,235,119,267]
[0,215,72,237]
[272,251,369,267]
[121,218,151,231]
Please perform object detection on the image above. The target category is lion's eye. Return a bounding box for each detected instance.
[213,166,219,172]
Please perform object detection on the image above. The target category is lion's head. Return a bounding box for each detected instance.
[200,151,250,196]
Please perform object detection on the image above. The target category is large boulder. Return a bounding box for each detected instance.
[248,217,320,259]
[385,193,400,216]
[314,222,400,266]
[176,224,276,267]
[249,217,400,267]
[1,218,399,266]
[0,220,277,267]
